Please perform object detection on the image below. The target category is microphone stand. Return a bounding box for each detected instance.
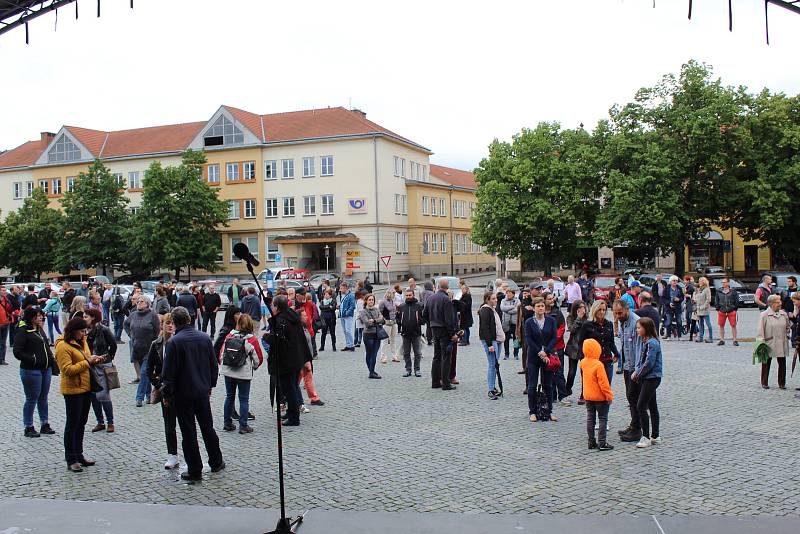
[243,261,306,533]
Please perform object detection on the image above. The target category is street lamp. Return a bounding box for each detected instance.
[324,244,330,274]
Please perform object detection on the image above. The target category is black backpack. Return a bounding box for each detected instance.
[222,334,248,367]
[536,385,551,421]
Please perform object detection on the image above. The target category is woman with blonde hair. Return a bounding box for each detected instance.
[146,313,180,469]
[69,295,87,320]
[694,277,713,343]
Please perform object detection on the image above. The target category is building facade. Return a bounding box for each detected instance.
[0,106,491,281]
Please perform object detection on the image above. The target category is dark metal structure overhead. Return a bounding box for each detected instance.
[0,0,133,43]
[685,0,800,43]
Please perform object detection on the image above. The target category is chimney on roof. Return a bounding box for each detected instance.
[41,132,56,143]
[351,108,366,118]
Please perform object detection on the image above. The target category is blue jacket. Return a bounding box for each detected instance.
[161,325,218,400]
[240,294,262,321]
[340,292,356,318]
[620,292,636,310]
[635,337,663,380]
[524,315,557,360]
[616,311,642,372]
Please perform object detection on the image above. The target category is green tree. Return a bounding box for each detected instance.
[127,150,229,278]
[0,189,63,280]
[597,60,750,275]
[727,91,800,270]
[472,122,602,276]
[56,159,130,275]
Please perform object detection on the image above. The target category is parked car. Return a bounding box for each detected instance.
[257,266,292,281]
[707,276,756,308]
[697,265,725,275]
[761,271,800,294]
[309,273,339,290]
[637,273,684,290]
[278,269,310,281]
[434,276,464,300]
[589,275,617,302]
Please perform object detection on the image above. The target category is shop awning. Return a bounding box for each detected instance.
[272,232,359,245]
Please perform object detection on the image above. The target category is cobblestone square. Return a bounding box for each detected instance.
[1,307,798,516]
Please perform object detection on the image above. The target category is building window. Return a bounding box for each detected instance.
[228,200,240,220]
[282,159,294,179]
[321,194,334,215]
[265,160,277,180]
[469,202,475,218]
[461,234,467,254]
[243,199,257,218]
[303,195,316,216]
[431,197,438,216]
[302,157,315,178]
[66,177,76,193]
[422,233,429,254]
[267,237,279,262]
[130,206,141,216]
[470,238,476,254]
[410,162,416,180]
[47,134,81,163]
[393,156,405,177]
[230,237,243,262]
[38,179,49,194]
[440,233,447,253]
[207,164,220,184]
[226,163,239,181]
[52,178,62,195]
[439,198,446,217]
[432,233,439,254]
[265,198,278,218]
[243,161,256,180]
[453,234,460,255]
[247,237,259,260]
[422,196,429,215]
[321,155,334,176]
[395,232,409,254]
[283,197,295,216]
[112,173,125,188]
[204,115,243,147]
[394,194,407,215]
[13,182,22,199]
[421,165,427,182]
[128,171,140,190]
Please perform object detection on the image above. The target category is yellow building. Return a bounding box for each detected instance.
[406,165,494,279]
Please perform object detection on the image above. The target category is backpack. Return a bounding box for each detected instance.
[222,334,248,367]
[536,385,551,421]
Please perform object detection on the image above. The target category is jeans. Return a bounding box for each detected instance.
[102,301,111,325]
[174,396,224,477]
[135,357,152,402]
[355,327,364,346]
[363,334,380,374]
[341,316,354,348]
[665,308,682,338]
[46,313,62,342]
[430,327,453,387]
[697,314,713,340]
[526,353,553,416]
[402,335,422,373]
[224,376,251,428]
[202,312,217,340]
[623,370,641,431]
[20,368,52,428]
[604,361,614,386]
[503,329,519,358]
[161,401,178,455]
[462,327,471,344]
[586,400,610,444]
[0,324,9,362]
[63,392,91,464]
[320,315,336,349]
[637,377,661,439]
[112,314,124,341]
[481,340,500,391]
[91,395,114,425]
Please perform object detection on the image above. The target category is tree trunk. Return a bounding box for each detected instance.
[674,244,686,277]
[175,267,181,281]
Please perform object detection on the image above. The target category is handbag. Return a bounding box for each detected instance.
[376,326,389,341]
[513,338,522,350]
[104,364,120,390]
[546,353,562,372]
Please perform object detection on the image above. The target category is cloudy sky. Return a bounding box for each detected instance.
[1,0,798,170]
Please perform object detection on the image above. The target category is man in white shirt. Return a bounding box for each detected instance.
[564,275,582,305]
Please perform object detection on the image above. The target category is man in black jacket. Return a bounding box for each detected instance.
[266,295,309,426]
[426,279,458,390]
[397,289,424,377]
[175,286,199,326]
[201,284,222,339]
[161,307,224,481]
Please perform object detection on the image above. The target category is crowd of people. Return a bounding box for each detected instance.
[1,268,798,478]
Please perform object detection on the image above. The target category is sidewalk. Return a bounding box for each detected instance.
[1,498,797,534]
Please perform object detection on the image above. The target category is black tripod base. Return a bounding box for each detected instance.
[265,513,305,533]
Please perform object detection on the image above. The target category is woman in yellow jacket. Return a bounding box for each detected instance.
[55,317,104,473]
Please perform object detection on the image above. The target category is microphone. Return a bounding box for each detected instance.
[232,242,260,267]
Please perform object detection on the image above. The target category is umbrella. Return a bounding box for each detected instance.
[494,351,503,397]
[792,347,798,377]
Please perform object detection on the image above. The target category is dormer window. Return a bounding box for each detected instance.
[203,115,243,147]
[48,134,81,163]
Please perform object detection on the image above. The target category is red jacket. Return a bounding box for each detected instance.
[0,296,12,326]
[296,299,318,336]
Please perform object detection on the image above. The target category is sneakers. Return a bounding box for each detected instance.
[488,390,501,400]
[650,436,662,445]
[24,426,40,438]
[164,455,180,469]
[403,371,412,377]
[704,339,712,343]
[248,412,255,420]
[717,340,725,346]
[636,436,652,448]
[414,371,422,377]
[300,405,310,414]
[136,400,143,407]
[597,442,614,451]
[733,341,739,346]
[560,397,573,407]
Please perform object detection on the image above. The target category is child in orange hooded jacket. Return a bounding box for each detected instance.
[580,338,614,451]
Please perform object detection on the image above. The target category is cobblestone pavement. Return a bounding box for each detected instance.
[1,307,798,516]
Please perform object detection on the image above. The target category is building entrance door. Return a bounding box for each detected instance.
[304,243,337,272]
[744,245,758,274]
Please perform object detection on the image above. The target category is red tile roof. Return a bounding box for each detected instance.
[0,139,49,168]
[429,164,476,189]
[0,106,427,170]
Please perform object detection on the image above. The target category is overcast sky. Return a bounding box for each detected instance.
[1,0,798,170]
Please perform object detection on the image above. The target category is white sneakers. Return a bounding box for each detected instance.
[560,397,573,407]
[650,436,662,445]
[300,405,310,414]
[636,436,652,448]
[164,455,180,469]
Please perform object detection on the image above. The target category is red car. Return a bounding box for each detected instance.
[590,275,618,302]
